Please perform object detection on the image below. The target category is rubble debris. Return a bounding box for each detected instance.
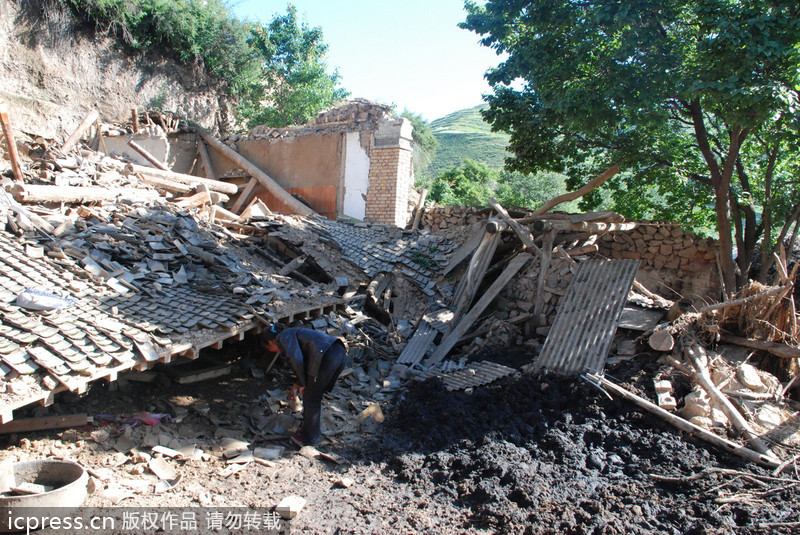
[276,494,306,520]
[585,373,781,468]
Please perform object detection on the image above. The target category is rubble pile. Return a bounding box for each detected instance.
[249,99,394,140]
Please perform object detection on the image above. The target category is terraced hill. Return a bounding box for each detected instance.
[427,104,510,178]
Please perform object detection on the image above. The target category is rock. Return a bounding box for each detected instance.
[737,363,766,393]
[276,495,307,520]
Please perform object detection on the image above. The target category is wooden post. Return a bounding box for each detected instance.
[411,188,428,231]
[0,100,24,181]
[197,139,217,180]
[95,120,108,155]
[61,109,99,153]
[127,139,169,170]
[132,108,139,133]
[197,129,314,216]
[533,229,556,319]
[427,253,533,367]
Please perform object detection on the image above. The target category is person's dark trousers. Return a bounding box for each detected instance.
[301,343,346,445]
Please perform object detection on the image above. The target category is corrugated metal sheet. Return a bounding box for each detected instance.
[439,360,516,391]
[531,259,640,375]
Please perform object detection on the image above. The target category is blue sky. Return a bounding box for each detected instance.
[231,0,502,122]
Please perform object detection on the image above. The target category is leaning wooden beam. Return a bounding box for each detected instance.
[197,139,217,180]
[488,198,541,255]
[61,109,99,153]
[11,184,162,204]
[427,253,533,367]
[533,230,556,319]
[127,139,168,170]
[112,161,238,195]
[230,178,259,214]
[411,188,429,231]
[719,332,800,359]
[532,165,620,215]
[442,226,486,276]
[198,129,314,216]
[0,100,24,181]
[449,231,502,328]
[532,220,638,233]
[584,373,781,468]
[679,343,779,461]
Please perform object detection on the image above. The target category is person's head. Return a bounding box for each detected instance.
[259,323,285,352]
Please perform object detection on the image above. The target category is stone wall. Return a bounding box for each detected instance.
[597,223,720,301]
[420,206,722,316]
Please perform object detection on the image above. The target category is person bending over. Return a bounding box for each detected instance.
[260,324,347,446]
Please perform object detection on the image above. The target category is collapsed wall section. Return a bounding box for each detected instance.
[421,205,721,324]
[217,99,416,226]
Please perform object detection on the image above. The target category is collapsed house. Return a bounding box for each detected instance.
[0,100,799,473]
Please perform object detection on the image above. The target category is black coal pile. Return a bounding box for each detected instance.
[372,353,799,534]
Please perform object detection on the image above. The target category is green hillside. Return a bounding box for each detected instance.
[426,105,510,178]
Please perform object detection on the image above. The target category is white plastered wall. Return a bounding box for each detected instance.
[342,131,371,220]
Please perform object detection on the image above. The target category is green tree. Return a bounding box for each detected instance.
[462,0,800,293]
[430,159,499,206]
[401,110,439,180]
[239,4,349,128]
[496,170,578,212]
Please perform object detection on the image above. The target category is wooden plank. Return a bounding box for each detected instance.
[426,253,533,367]
[231,178,259,214]
[442,225,486,276]
[197,139,217,180]
[531,259,640,375]
[449,230,501,330]
[0,413,91,434]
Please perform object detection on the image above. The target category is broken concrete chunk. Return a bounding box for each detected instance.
[276,495,307,520]
[148,457,177,480]
[656,391,677,411]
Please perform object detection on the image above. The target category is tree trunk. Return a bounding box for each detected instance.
[689,100,742,296]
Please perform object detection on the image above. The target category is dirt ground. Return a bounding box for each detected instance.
[2,337,799,535]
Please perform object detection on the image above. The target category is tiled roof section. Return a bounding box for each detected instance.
[0,226,257,422]
[0,199,356,423]
[311,218,455,296]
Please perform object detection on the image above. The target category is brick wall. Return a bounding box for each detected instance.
[364,147,413,226]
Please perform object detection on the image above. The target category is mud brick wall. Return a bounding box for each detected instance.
[598,223,721,301]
